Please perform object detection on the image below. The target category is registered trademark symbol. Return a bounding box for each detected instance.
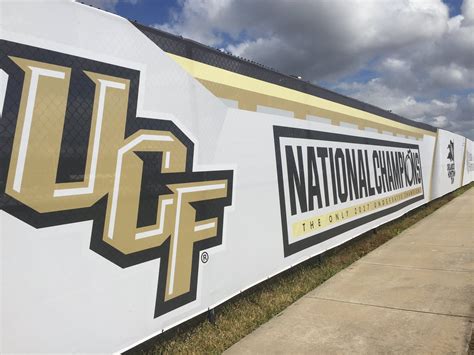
[201,251,209,264]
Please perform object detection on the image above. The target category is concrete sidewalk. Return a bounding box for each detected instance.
[226,188,474,354]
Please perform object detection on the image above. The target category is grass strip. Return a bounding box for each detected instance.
[131,183,473,354]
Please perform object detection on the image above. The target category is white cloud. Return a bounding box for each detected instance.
[432,115,449,128]
[429,64,473,88]
[155,0,474,139]
[336,79,473,138]
[157,0,450,79]
[462,0,474,24]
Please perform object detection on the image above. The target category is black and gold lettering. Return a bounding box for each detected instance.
[0,41,233,317]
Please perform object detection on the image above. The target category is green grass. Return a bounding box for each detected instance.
[130,183,473,355]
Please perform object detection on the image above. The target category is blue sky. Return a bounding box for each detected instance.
[84,0,474,138]
[445,0,464,14]
[114,0,175,25]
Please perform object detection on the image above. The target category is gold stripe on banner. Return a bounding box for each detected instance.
[428,130,440,201]
[460,137,467,184]
[197,79,425,139]
[292,187,423,239]
[168,53,435,138]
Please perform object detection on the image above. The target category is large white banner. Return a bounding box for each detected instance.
[462,139,474,186]
[0,1,465,353]
[430,129,466,199]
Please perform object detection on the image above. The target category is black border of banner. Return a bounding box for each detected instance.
[273,126,425,257]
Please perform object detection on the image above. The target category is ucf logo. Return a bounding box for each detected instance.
[0,41,233,316]
[447,140,455,184]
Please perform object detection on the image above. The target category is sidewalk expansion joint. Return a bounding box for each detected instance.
[306,296,474,320]
[358,261,473,273]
